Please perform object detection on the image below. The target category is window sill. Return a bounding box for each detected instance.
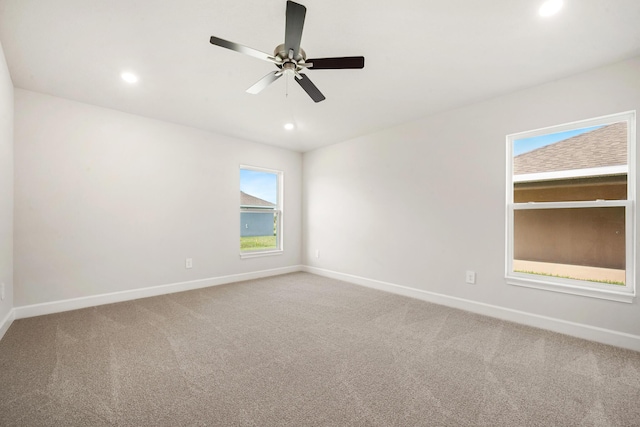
[240,249,283,259]
[506,275,635,303]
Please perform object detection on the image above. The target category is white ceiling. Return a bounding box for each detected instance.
[1,0,639,152]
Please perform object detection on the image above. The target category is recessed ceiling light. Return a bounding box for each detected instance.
[539,0,563,17]
[121,72,138,84]
[284,123,295,130]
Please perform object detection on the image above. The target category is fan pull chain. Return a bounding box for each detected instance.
[285,73,289,97]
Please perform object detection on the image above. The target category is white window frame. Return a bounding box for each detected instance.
[240,165,284,259]
[505,111,636,303]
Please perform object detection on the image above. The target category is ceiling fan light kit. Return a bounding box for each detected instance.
[209,1,365,103]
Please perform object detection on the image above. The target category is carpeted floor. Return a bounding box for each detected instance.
[1,272,640,426]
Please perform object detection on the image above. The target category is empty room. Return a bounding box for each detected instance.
[1,0,640,425]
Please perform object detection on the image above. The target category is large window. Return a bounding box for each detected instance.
[506,111,636,302]
[240,166,283,258]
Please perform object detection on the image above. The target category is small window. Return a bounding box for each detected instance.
[506,111,636,302]
[240,166,283,258]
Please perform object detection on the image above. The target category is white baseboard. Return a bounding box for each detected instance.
[0,308,15,342]
[303,266,640,352]
[9,264,640,352]
[14,265,303,320]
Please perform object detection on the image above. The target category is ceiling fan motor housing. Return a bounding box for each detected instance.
[275,44,306,71]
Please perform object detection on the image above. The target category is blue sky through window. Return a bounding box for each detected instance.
[513,125,604,156]
[240,169,277,204]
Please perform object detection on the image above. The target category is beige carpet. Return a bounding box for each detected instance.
[1,272,640,426]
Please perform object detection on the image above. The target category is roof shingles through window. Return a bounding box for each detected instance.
[513,122,627,175]
[240,191,275,207]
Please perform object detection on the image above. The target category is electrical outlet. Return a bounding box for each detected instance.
[315,249,320,258]
[185,258,193,269]
[1,282,4,301]
[465,271,476,284]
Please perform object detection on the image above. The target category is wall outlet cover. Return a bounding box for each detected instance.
[465,271,476,284]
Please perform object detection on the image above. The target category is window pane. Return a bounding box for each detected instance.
[240,211,278,251]
[513,207,625,285]
[240,169,278,206]
[513,122,627,202]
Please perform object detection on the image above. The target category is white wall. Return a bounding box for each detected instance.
[303,56,640,336]
[14,90,302,306]
[0,42,13,328]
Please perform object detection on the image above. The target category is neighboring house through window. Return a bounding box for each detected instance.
[506,111,636,302]
[240,166,283,257]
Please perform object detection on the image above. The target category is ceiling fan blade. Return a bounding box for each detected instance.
[284,1,306,58]
[209,36,279,64]
[295,74,325,103]
[246,71,283,94]
[307,56,365,70]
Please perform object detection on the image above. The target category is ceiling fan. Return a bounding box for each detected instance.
[209,0,365,103]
